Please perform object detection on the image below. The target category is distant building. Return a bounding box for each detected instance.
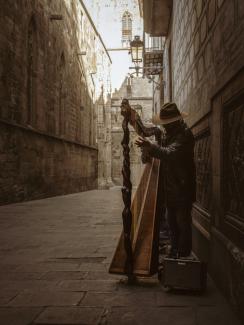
[84,0,154,189]
[110,76,153,186]
[83,0,143,90]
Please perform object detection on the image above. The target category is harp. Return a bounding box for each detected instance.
[109,98,163,279]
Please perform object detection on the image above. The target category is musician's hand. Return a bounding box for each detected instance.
[135,136,152,148]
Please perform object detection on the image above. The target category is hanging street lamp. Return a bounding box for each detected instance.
[130,35,143,76]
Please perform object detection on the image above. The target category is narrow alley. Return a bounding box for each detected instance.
[0,0,243,324]
[0,188,241,325]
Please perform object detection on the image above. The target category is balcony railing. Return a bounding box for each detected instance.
[143,34,165,75]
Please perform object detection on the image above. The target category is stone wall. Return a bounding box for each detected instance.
[97,93,113,189]
[0,0,98,204]
[163,0,244,321]
[165,0,244,125]
[0,121,97,204]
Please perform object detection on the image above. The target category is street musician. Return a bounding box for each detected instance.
[136,102,196,258]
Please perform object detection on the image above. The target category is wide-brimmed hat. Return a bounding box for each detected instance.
[152,102,188,125]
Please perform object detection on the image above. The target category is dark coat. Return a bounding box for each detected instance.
[149,122,196,206]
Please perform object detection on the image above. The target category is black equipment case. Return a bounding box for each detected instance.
[160,257,207,292]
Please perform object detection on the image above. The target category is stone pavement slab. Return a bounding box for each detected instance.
[40,271,87,280]
[0,189,241,325]
[80,291,157,307]
[196,305,241,325]
[57,279,118,292]
[0,290,19,305]
[8,291,85,307]
[33,307,104,324]
[106,307,195,325]
[0,307,43,325]
[0,279,59,292]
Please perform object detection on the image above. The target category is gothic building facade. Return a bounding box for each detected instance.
[0,0,110,204]
[85,0,154,188]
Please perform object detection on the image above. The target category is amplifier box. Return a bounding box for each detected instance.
[160,257,207,292]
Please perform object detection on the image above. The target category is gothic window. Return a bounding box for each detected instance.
[27,15,37,126]
[122,11,132,47]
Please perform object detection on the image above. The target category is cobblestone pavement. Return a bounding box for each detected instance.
[0,189,241,325]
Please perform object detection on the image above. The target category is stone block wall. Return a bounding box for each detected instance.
[164,0,244,124]
[0,121,97,204]
[163,0,244,321]
[0,0,98,204]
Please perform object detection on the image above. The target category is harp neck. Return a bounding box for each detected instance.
[121,98,162,144]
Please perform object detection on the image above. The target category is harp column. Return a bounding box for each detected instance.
[121,99,134,281]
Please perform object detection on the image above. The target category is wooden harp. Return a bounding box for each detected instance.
[109,98,163,277]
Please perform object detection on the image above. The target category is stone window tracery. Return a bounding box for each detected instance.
[122,11,132,47]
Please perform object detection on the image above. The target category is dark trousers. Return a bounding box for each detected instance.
[166,203,192,256]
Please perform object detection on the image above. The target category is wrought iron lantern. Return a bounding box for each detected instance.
[130,35,143,76]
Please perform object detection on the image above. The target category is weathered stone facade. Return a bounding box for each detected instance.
[0,0,110,204]
[164,0,244,124]
[84,0,152,188]
[0,121,97,203]
[96,92,113,189]
[162,0,244,321]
